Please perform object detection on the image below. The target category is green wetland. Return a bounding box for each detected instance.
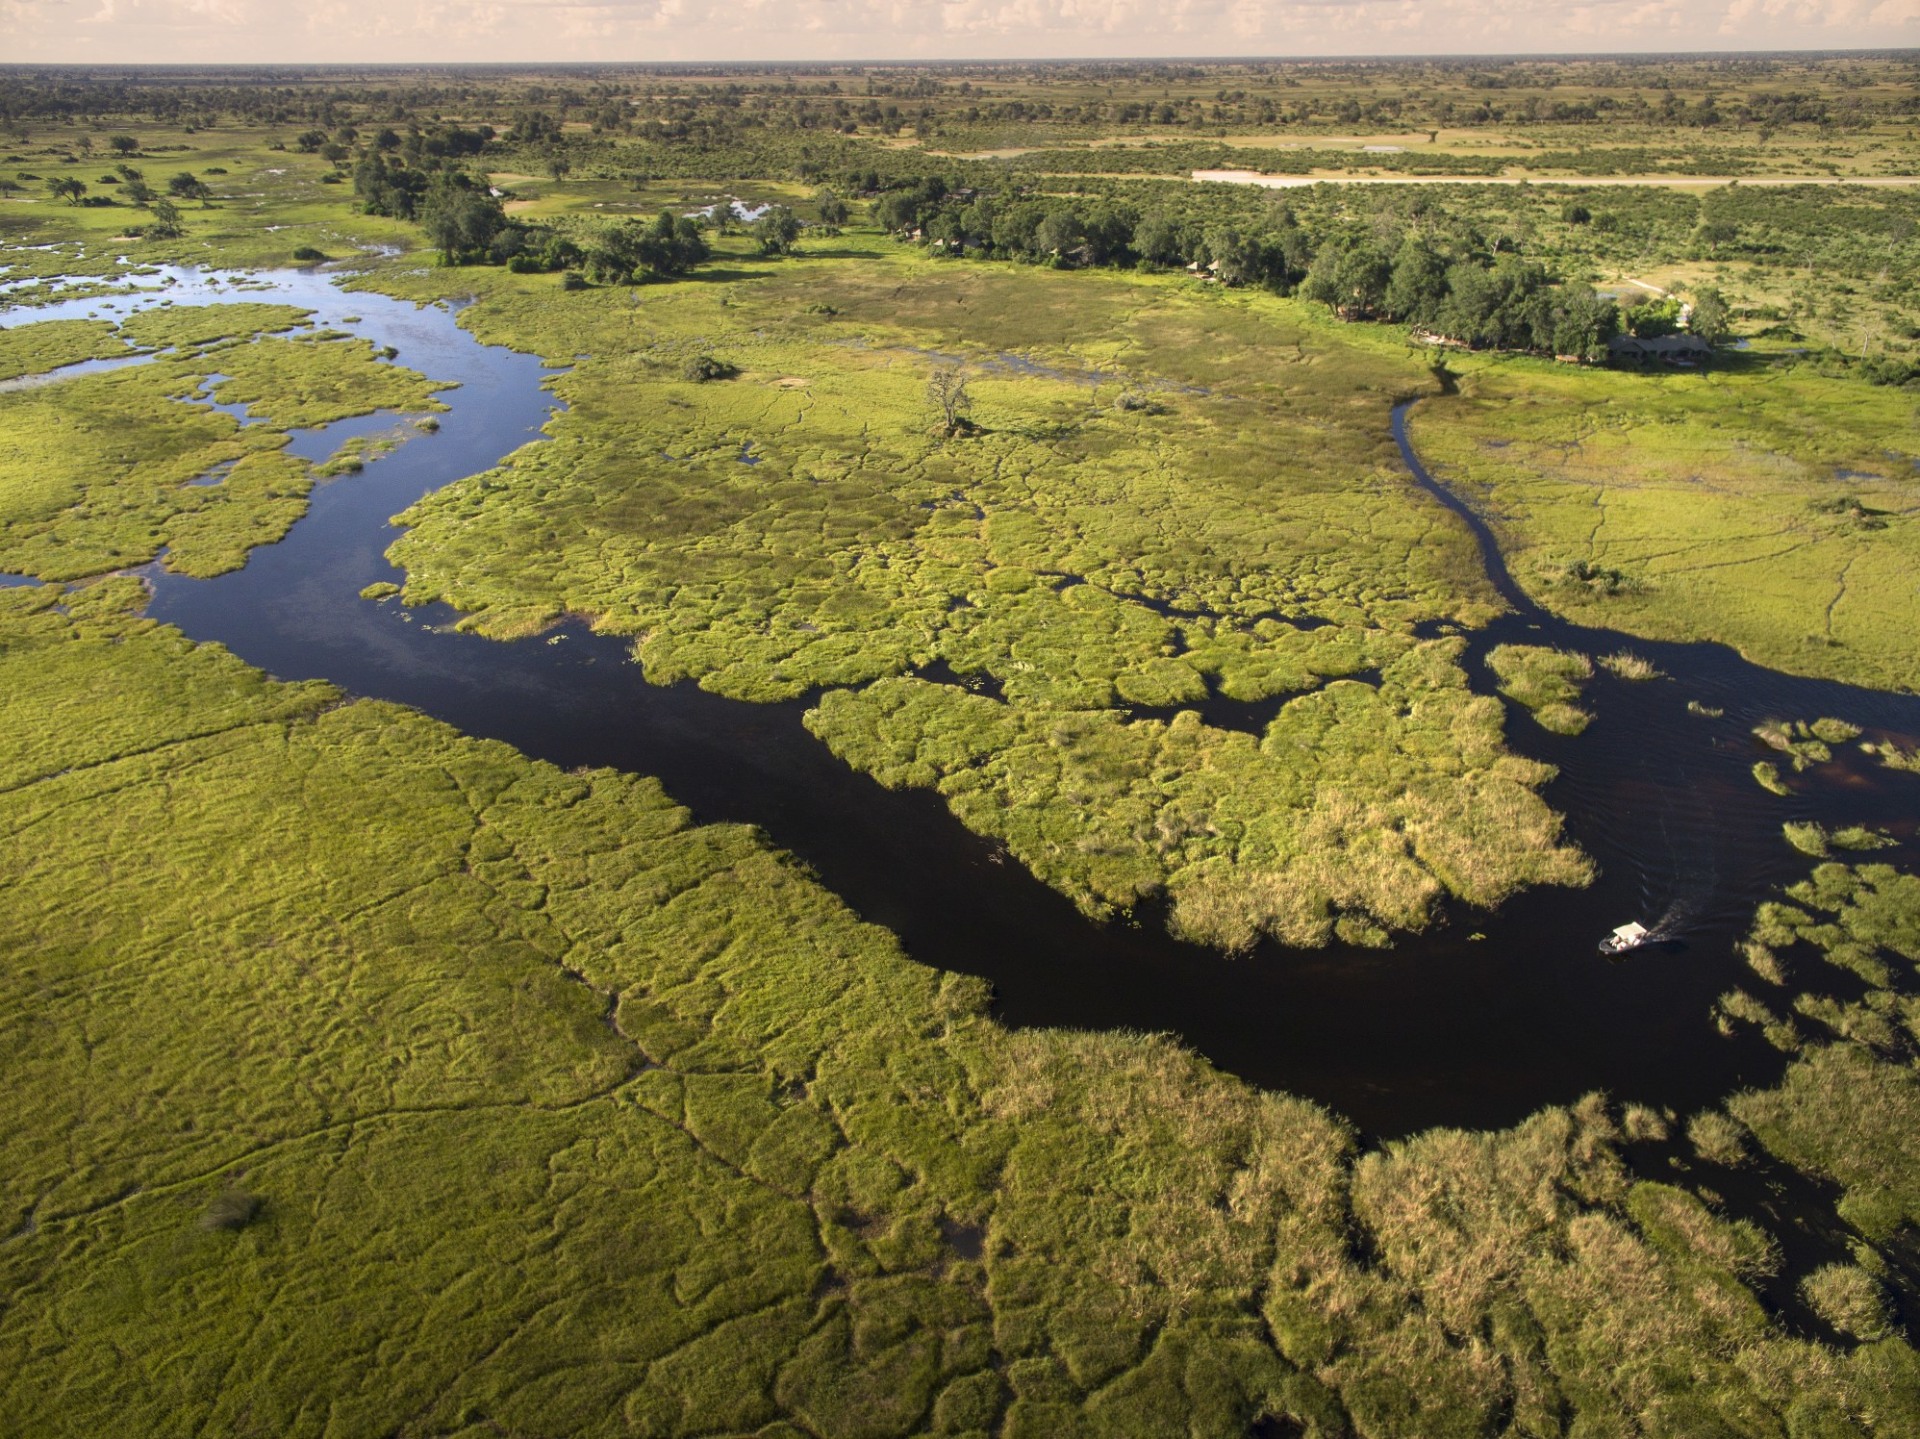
[8,65,1920,1435]
[18,258,1883,1137]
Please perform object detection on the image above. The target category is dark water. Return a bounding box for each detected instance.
[26,267,1912,1143]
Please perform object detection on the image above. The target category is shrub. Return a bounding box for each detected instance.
[201,1187,261,1231]
[1114,389,1167,415]
[1559,559,1639,595]
[681,354,738,383]
[291,245,326,262]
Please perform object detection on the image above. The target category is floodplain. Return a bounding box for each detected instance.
[3,56,1920,1438]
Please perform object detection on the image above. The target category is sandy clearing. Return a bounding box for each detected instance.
[1194,168,1920,189]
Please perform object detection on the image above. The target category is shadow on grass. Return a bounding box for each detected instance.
[681,266,778,285]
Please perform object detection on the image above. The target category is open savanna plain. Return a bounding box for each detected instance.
[3,70,1920,1437]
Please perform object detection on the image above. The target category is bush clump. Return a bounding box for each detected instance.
[201,1187,262,1231]
[680,354,738,383]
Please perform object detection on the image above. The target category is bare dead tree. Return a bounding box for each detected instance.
[927,365,972,438]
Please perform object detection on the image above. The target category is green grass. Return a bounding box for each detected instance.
[0,318,130,380]
[0,586,1916,1436]
[0,309,447,581]
[1599,649,1661,681]
[366,238,1591,948]
[1731,862,1920,1238]
[7,116,1920,1436]
[1485,643,1593,734]
[115,301,314,351]
[1410,354,1920,692]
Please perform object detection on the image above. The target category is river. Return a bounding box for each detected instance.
[7,262,1917,1143]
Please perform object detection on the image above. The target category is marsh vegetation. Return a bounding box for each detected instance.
[3,60,1920,1438]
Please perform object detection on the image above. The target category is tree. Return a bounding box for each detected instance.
[353,152,428,219]
[108,134,138,156]
[146,198,184,240]
[1299,246,1341,311]
[1202,225,1258,286]
[544,148,572,182]
[1334,242,1392,318]
[1253,220,1312,293]
[586,211,709,284]
[1034,208,1082,263]
[167,171,210,201]
[1688,286,1733,347]
[118,164,154,204]
[925,208,968,253]
[1549,285,1619,362]
[582,222,642,285]
[1384,236,1447,323]
[1625,296,1684,338]
[1304,236,1391,319]
[956,198,998,250]
[751,205,802,256]
[871,190,922,235]
[419,174,506,264]
[814,188,849,226]
[680,354,737,382]
[927,366,972,437]
[1133,211,1194,269]
[634,210,709,277]
[46,176,86,205]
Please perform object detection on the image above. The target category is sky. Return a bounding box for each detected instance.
[2,0,1917,64]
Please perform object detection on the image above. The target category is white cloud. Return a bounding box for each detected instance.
[2,0,1916,60]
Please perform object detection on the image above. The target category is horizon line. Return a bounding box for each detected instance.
[3,47,1918,72]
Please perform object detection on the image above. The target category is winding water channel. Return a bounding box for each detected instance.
[10,264,1919,1148]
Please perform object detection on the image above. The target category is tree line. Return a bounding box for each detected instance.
[868,181,1733,361]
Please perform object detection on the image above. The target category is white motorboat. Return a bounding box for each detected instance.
[1599,921,1651,955]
